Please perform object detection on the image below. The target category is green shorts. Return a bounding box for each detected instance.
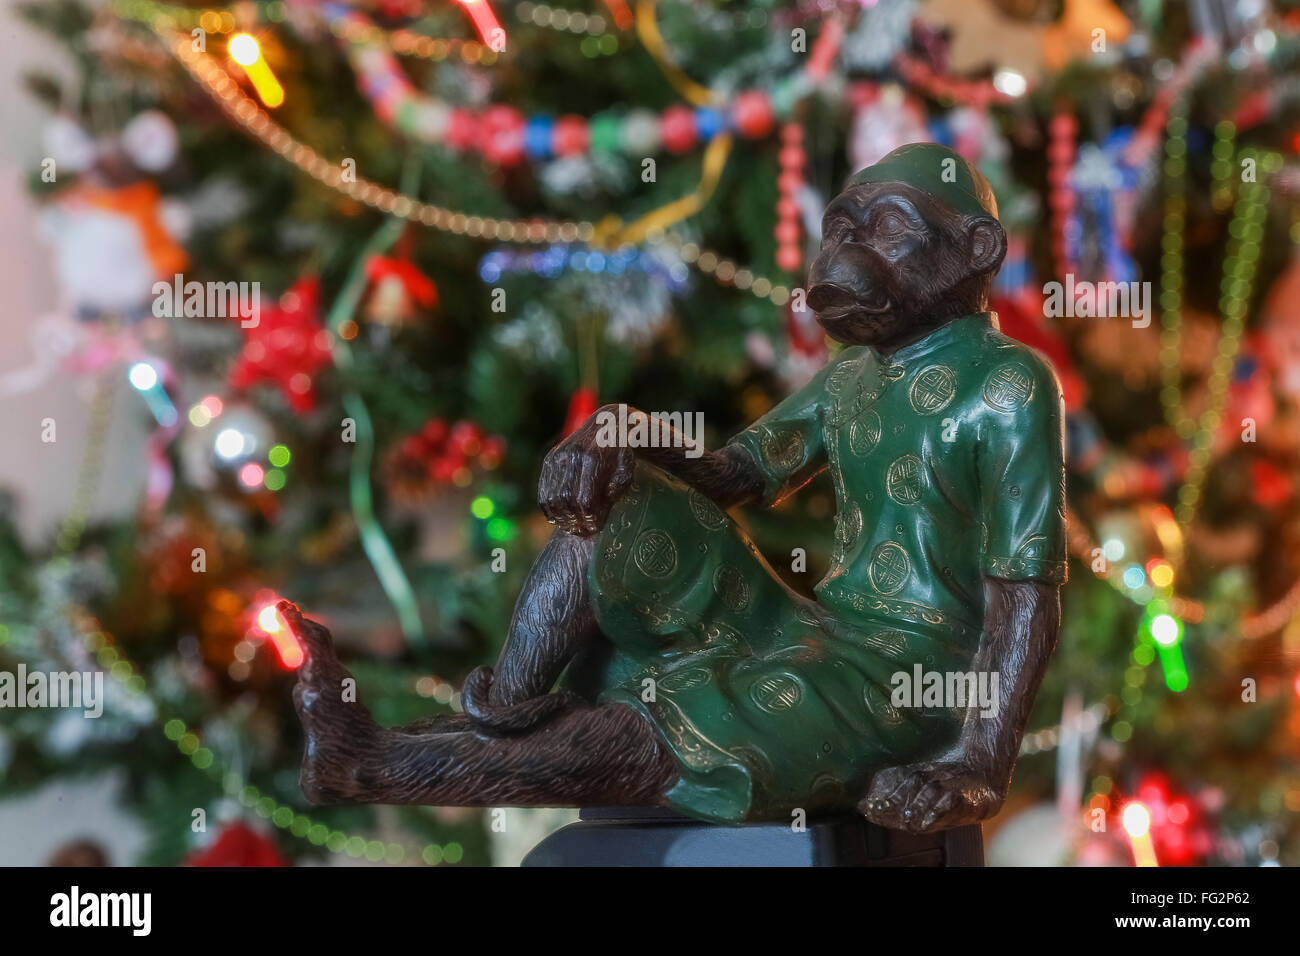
[586,464,968,824]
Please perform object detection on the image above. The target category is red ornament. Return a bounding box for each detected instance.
[564,386,599,436]
[227,277,332,414]
[806,14,844,80]
[775,121,805,274]
[776,170,803,194]
[774,221,801,244]
[553,115,589,157]
[776,245,803,273]
[386,418,504,503]
[366,256,438,308]
[187,823,286,867]
[445,108,477,152]
[1048,110,1078,277]
[1251,459,1292,508]
[784,302,825,361]
[480,105,526,167]
[659,106,697,154]
[449,419,485,456]
[732,91,774,139]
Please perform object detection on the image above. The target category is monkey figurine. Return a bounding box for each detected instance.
[286,142,1066,833]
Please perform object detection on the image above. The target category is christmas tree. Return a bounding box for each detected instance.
[2,0,1299,866]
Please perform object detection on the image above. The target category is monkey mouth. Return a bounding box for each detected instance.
[809,283,892,324]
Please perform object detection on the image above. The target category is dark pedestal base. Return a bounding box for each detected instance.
[521,807,983,867]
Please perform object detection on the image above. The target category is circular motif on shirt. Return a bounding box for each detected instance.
[848,409,883,456]
[908,365,958,415]
[794,603,823,628]
[761,427,805,472]
[886,454,926,505]
[687,488,728,530]
[983,360,1035,412]
[712,563,750,611]
[834,500,862,552]
[633,529,678,578]
[749,673,803,713]
[865,629,909,661]
[868,541,911,595]
[659,667,712,692]
[809,772,848,801]
[827,358,863,396]
[863,682,905,725]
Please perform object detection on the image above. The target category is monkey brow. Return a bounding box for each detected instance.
[863,195,926,225]
[826,186,928,224]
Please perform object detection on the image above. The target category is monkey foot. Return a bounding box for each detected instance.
[460,665,582,735]
[282,601,388,804]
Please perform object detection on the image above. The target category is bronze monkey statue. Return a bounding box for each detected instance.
[287,143,1066,833]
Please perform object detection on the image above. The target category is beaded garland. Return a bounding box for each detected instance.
[478,242,690,292]
[330,6,776,164]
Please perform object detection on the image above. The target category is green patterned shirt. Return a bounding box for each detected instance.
[729,312,1067,647]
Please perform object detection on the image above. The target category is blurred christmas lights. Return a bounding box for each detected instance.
[252,595,303,669]
[1122,801,1159,867]
[127,361,178,427]
[456,0,506,52]
[228,33,284,108]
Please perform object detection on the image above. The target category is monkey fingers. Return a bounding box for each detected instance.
[861,764,927,829]
[919,788,965,830]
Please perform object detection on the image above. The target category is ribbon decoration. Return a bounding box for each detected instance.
[634,0,717,107]
[593,131,733,247]
[324,160,427,646]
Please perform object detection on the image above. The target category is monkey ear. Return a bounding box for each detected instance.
[965,217,1007,277]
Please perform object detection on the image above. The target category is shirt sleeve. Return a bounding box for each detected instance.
[976,355,1068,584]
[725,360,834,506]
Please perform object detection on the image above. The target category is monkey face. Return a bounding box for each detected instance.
[806,182,1005,351]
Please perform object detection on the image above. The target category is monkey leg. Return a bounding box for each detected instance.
[344,705,678,807]
[284,601,677,806]
[460,529,601,734]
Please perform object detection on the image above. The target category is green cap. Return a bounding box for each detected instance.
[848,142,998,221]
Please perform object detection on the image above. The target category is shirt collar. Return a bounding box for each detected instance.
[871,312,998,366]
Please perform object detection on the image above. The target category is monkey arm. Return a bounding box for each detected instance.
[861,576,1060,832]
[621,407,766,509]
[540,405,767,536]
[959,576,1061,786]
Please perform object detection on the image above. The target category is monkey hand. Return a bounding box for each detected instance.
[538,404,635,536]
[859,758,1007,833]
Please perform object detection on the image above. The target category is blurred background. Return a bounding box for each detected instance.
[0,0,1298,867]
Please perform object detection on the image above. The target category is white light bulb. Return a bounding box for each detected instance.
[215,427,247,460]
[128,362,158,391]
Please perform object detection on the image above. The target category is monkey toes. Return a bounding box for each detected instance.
[282,602,385,804]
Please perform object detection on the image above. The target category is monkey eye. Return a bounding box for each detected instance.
[875,210,909,239]
[824,216,855,243]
